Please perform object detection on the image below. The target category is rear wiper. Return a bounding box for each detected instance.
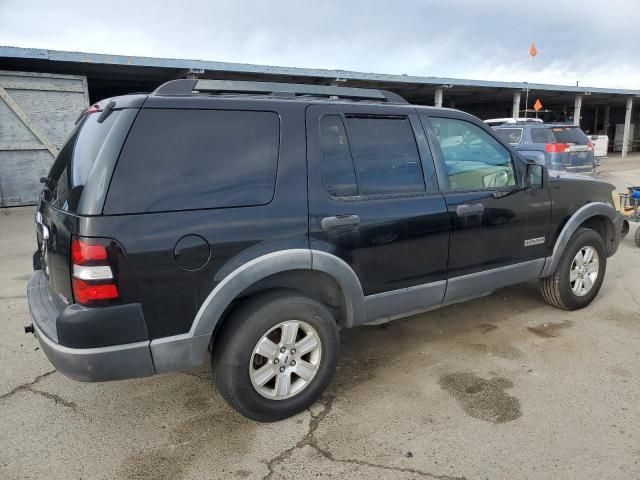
[97,101,116,124]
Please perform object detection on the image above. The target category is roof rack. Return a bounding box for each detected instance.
[152,79,408,104]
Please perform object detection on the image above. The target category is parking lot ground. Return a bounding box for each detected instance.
[1,157,639,480]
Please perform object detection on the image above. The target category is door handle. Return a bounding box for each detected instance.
[456,203,485,217]
[321,215,361,230]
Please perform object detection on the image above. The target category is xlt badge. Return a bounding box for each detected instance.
[524,237,545,247]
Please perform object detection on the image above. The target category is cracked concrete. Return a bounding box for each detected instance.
[264,397,467,480]
[1,157,640,479]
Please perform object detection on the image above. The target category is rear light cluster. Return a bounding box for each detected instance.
[545,143,568,153]
[71,237,119,305]
[587,142,594,150]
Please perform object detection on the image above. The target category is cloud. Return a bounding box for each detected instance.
[0,0,638,89]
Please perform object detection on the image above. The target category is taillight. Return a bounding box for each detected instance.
[545,143,568,153]
[71,240,108,264]
[587,142,594,150]
[72,279,119,304]
[71,237,119,305]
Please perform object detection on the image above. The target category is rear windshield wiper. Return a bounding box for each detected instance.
[97,101,116,124]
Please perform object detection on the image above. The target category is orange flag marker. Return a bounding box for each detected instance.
[529,43,538,57]
[533,99,543,111]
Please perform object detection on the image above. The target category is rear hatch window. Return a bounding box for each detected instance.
[550,127,590,145]
[494,128,523,145]
[46,108,136,214]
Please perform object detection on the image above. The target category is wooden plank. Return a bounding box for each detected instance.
[0,150,52,206]
[0,69,86,81]
[0,143,48,151]
[0,80,86,93]
[0,86,59,157]
[10,89,87,146]
[82,76,90,106]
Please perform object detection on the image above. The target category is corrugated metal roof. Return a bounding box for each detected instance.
[1,45,639,96]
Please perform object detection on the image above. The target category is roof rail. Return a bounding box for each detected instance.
[152,79,408,104]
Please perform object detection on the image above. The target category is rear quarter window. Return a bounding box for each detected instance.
[530,128,555,143]
[494,128,523,145]
[104,109,279,214]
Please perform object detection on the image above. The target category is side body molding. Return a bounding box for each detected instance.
[151,249,368,373]
[540,201,617,278]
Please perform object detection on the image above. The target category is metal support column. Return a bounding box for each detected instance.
[621,97,633,158]
[512,91,521,118]
[573,95,582,127]
[593,106,598,133]
[603,105,611,136]
[434,88,443,108]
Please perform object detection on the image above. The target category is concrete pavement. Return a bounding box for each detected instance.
[1,158,639,480]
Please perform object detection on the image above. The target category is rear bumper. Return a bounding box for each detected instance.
[27,271,155,382]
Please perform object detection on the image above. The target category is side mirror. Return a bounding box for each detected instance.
[525,162,544,189]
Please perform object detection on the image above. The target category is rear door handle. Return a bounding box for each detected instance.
[321,215,361,230]
[456,203,485,217]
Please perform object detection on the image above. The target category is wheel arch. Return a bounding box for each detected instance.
[541,202,617,277]
[150,249,364,373]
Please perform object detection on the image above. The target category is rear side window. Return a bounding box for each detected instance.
[104,109,279,214]
[346,116,424,195]
[550,127,590,145]
[320,116,358,197]
[319,114,425,197]
[530,128,555,143]
[494,128,523,145]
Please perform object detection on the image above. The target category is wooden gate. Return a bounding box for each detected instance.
[0,70,89,207]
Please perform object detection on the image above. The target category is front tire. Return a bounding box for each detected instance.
[212,290,339,422]
[539,227,607,310]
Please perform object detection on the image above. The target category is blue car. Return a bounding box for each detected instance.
[493,123,596,173]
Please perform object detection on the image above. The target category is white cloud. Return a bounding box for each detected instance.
[0,0,638,89]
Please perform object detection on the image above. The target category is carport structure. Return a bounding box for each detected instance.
[0,46,638,204]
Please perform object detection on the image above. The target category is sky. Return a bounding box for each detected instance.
[1,0,639,89]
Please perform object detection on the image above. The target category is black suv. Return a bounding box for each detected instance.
[27,80,627,421]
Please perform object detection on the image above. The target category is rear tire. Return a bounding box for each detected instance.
[212,289,339,422]
[635,226,640,248]
[539,227,607,310]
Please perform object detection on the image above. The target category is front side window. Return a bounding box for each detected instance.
[430,117,516,191]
